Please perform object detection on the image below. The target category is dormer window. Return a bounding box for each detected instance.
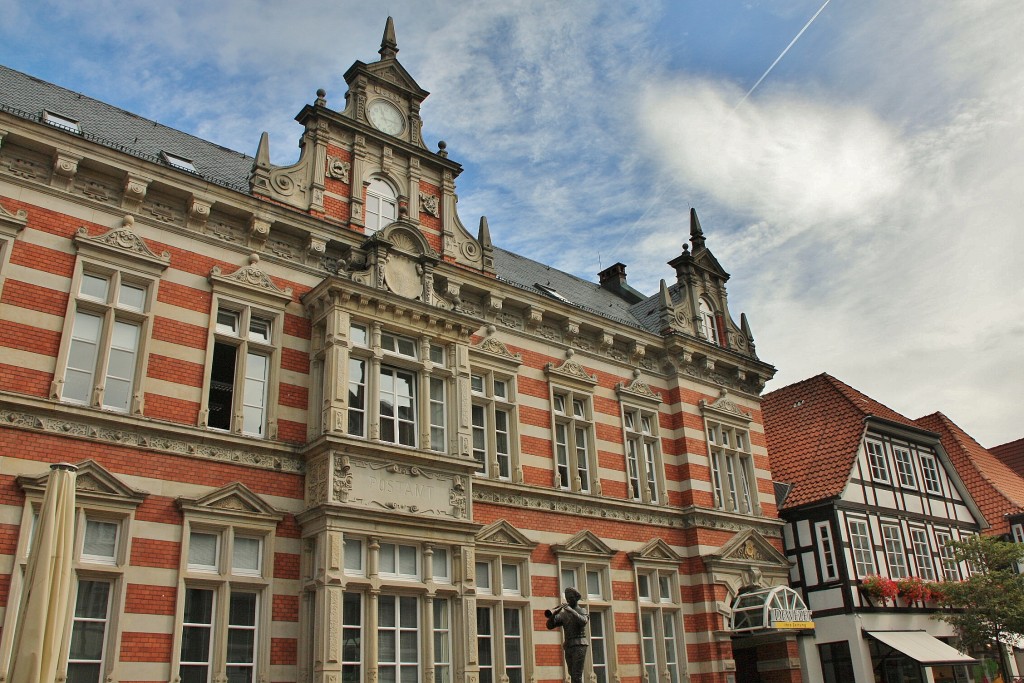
[161,151,199,174]
[365,178,397,233]
[535,283,572,304]
[698,298,719,344]
[42,110,81,133]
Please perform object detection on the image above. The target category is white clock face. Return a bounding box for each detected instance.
[367,99,406,136]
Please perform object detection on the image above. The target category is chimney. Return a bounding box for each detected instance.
[598,262,645,304]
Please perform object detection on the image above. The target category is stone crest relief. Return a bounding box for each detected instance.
[330,454,467,519]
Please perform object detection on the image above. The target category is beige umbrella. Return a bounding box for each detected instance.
[9,462,78,683]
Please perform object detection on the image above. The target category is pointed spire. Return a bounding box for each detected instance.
[477,216,492,249]
[689,207,706,252]
[254,132,271,170]
[379,16,399,60]
[659,279,672,308]
[658,279,675,331]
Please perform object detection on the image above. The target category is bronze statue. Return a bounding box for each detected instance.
[545,586,589,683]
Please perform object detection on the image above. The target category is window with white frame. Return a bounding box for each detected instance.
[848,518,876,578]
[476,555,530,683]
[909,528,935,581]
[551,389,596,493]
[635,568,685,683]
[347,322,450,451]
[55,224,168,414]
[935,531,960,581]
[175,487,281,683]
[470,370,518,480]
[881,524,908,579]
[560,562,613,682]
[920,454,942,494]
[1013,523,1024,545]
[698,297,719,345]
[866,440,889,483]
[707,421,757,514]
[893,447,916,488]
[815,521,839,582]
[623,406,662,504]
[365,177,398,234]
[59,270,153,412]
[339,537,457,683]
[204,305,279,437]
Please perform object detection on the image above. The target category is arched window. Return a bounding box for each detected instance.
[365,178,398,234]
[698,298,719,345]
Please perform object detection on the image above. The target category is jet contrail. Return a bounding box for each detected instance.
[735,0,832,109]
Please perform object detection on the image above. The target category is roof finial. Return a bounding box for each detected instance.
[379,16,399,60]
[689,207,706,252]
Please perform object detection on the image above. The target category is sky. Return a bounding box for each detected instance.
[1,0,1021,447]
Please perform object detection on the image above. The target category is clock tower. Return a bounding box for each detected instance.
[249,17,492,277]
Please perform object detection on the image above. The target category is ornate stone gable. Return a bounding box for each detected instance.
[177,481,284,524]
[74,214,171,273]
[472,333,523,366]
[616,370,662,406]
[628,537,683,566]
[209,253,293,305]
[476,519,538,552]
[551,530,615,558]
[0,200,28,237]
[700,389,752,423]
[17,459,148,508]
[544,351,597,387]
[716,529,788,566]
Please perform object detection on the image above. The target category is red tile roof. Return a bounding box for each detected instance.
[991,437,1024,478]
[914,413,1024,536]
[762,374,919,510]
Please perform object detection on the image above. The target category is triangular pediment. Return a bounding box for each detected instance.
[472,335,523,366]
[714,529,789,566]
[348,59,428,99]
[476,519,537,551]
[17,459,148,507]
[177,482,284,523]
[616,375,662,405]
[545,355,597,387]
[628,537,683,565]
[693,246,730,281]
[552,530,614,558]
[700,390,752,423]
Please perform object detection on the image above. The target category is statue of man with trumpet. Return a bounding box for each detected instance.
[545,586,589,683]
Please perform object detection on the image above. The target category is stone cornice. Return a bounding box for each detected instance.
[0,393,303,474]
[472,480,783,537]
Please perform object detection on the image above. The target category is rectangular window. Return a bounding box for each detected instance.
[920,454,942,494]
[476,561,492,594]
[707,421,757,514]
[477,605,494,683]
[501,563,520,596]
[433,600,451,683]
[347,358,367,437]
[818,641,856,683]
[552,390,594,493]
[379,543,418,579]
[82,519,118,564]
[815,522,839,582]
[866,441,889,482]
[431,547,450,583]
[502,608,524,683]
[206,306,277,438]
[849,519,876,578]
[893,447,916,487]
[232,536,262,576]
[180,588,215,683]
[379,366,417,446]
[67,579,112,683]
[344,538,364,575]
[663,612,682,683]
[624,407,662,503]
[882,525,908,579]
[62,271,149,412]
[590,611,609,683]
[378,595,418,681]
[188,532,220,572]
[341,593,362,679]
[910,528,935,581]
[429,377,446,452]
[935,532,959,581]
[226,591,258,683]
[641,611,658,682]
[471,371,518,479]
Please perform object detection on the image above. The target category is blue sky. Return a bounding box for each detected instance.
[2,0,1021,446]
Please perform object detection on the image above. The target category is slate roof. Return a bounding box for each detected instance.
[0,65,253,193]
[991,438,1024,478]
[762,373,921,510]
[916,415,1024,534]
[0,64,663,328]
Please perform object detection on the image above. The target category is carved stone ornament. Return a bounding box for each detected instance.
[326,156,351,183]
[0,406,302,473]
[74,215,171,271]
[474,336,523,364]
[0,200,28,235]
[551,529,614,558]
[177,481,285,524]
[476,519,538,551]
[383,251,423,299]
[616,370,661,405]
[544,352,598,387]
[418,190,439,217]
[17,459,148,508]
[699,389,752,423]
[331,456,467,519]
[209,253,293,304]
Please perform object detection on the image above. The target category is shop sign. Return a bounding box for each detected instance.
[770,607,814,629]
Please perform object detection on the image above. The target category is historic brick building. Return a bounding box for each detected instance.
[0,19,799,683]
